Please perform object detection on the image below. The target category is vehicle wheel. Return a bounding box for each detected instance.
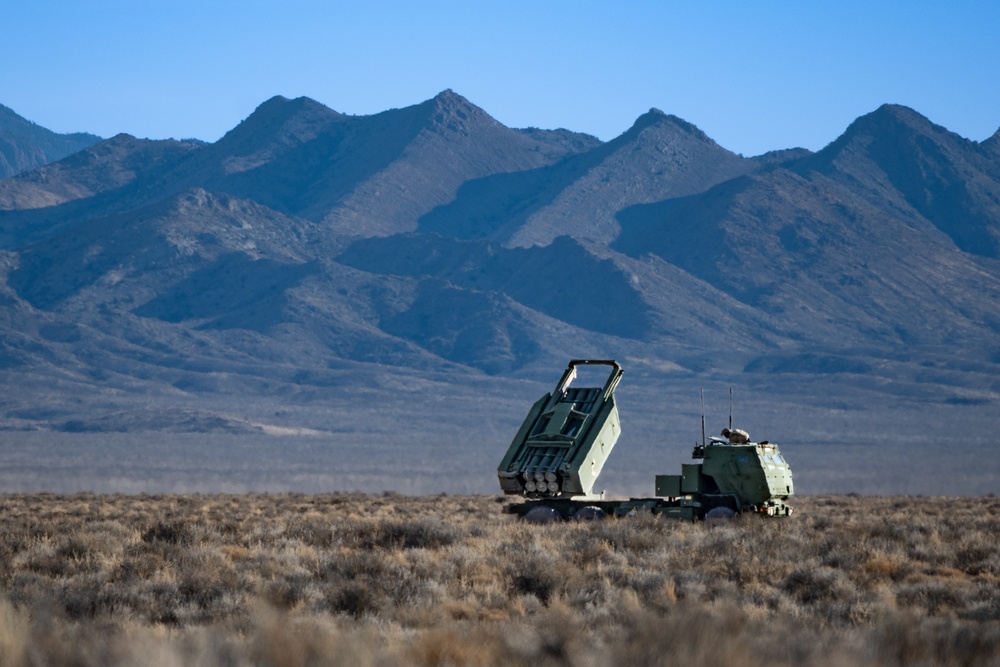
[705,506,737,521]
[523,506,563,524]
[572,506,607,521]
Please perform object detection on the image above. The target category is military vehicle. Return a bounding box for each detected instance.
[498,359,794,521]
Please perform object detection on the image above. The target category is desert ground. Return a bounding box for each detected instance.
[0,492,998,666]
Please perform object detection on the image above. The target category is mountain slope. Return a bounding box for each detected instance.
[0,104,102,178]
[0,92,599,248]
[614,109,1000,370]
[339,233,652,339]
[798,104,1000,258]
[8,188,321,311]
[0,94,999,438]
[310,90,602,237]
[417,109,753,246]
[163,91,601,238]
[0,135,206,248]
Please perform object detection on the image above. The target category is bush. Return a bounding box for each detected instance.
[0,493,997,666]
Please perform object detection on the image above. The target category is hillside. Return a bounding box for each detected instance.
[0,103,102,179]
[418,108,753,246]
[0,92,998,495]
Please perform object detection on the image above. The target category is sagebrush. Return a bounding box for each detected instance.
[0,493,998,666]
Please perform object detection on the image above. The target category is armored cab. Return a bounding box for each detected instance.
[656,432,794,517]
[498,360,622,499]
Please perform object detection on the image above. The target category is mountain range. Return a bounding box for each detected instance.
[0,91,998,493]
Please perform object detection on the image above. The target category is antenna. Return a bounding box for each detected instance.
[729,386,733,431]
[700,388,706,448]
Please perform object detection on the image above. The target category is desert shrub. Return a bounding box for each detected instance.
[782,565,856,606]
[964,594,1000,622]
[313,549,429,618]
[896,579,972,616]
[141,521,192,546]
[325,581,376,619]
[283,518,335,548]
[588,510,673,553]
[956,540,998,576]
[858,551,913,583]
[509,569,557,605]
[869,613,1000,667]
[265,573,313,611]
[0,493,998,665]
[0,598,29,667]
[341,517,462,551]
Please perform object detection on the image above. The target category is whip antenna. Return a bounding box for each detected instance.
[700,388,706,448]
[729,386,733,431]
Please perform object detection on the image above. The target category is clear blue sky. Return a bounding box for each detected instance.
[5,1,999,156]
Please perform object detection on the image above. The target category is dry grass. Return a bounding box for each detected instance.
[0,492,998,666]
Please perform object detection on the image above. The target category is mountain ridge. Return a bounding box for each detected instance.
[798,104,1000,257]
[417,105,753,247]
[0,103,102,179]
[0,92,998,442]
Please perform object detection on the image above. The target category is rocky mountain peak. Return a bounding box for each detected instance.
[416,89,499,136]
[431,88,472,108]
[215,95,345,155]
[826,104,956,154]
[803,103,964,179]
[797,103,1000,259]
[983,127,1000,156]
[618,107,721,152]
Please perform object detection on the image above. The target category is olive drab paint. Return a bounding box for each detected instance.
[497,359,622,499]
[499,360,794,522]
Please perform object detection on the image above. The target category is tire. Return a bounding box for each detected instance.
[523,506,563,524]
[705,506,737,521]
[572,506,608,521]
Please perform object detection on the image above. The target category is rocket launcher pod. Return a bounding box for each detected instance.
[497,359,623,500]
